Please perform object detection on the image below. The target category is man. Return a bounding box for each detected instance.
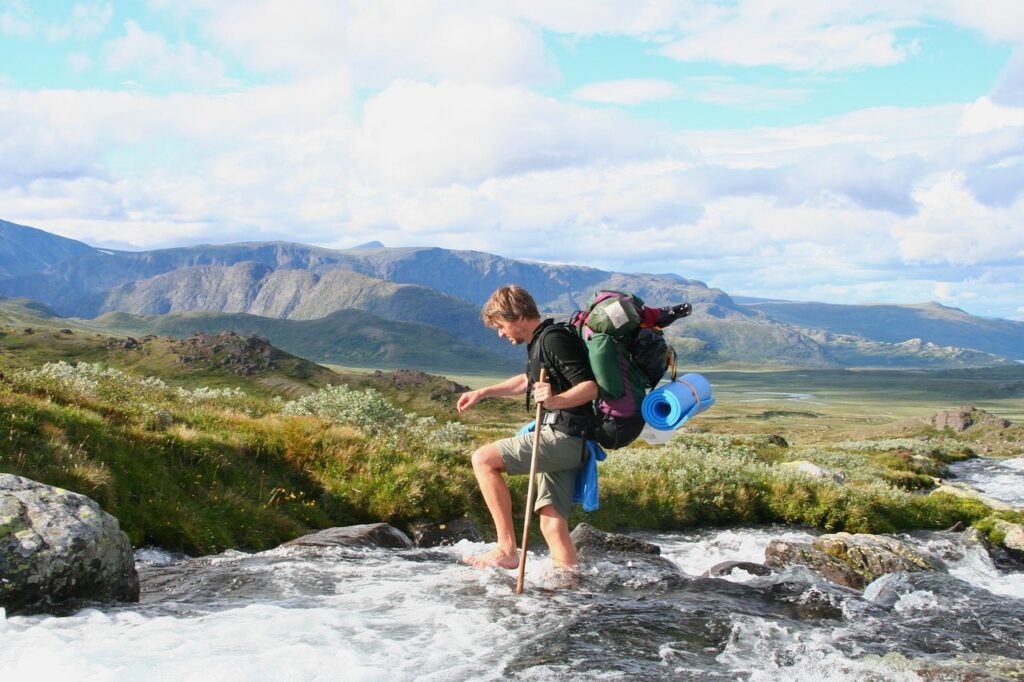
[457,285,597,570]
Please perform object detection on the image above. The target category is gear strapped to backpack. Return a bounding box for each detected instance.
[568,291,692,449]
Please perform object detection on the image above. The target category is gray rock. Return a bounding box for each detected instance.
[779,460,845,483]
[408,516,482,547]
[576,545,687,592]
[813,532,942,584]
[0,474,139,615]
[993,519,1024,560]
[569,523,661,555]
[281,523,413,550]
[931,405,1010,432]
[765,539,866,589]
[705,560,773,578]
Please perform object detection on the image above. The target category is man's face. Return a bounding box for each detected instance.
[492,317,529,345]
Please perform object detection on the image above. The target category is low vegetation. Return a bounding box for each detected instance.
[2,325,1022,556]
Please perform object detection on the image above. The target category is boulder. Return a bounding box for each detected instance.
[814,532,942,584]
[570,523,661,555]
[0,474,139,615]
[569,525,684,591]
[765,533,942,590]
[779,460,845,483]
[765,540,866,589]
[408,516,482,547]
[931,405,1010,433]
[958,526,1023,571]
[705,560,773,578]
[993,519,1024,559]
[281,523,413,550]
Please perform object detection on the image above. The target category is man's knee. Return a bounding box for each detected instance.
[471,444,505,473]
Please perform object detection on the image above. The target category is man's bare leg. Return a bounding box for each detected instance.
[465,443,519,569]
[538,505,578,568]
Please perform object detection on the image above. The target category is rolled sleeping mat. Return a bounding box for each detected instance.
[641,373,715,431]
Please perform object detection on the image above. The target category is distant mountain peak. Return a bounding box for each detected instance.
[352,240,385,249]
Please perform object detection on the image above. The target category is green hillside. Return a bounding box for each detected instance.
[0,296,519,375]
[90,308,519,374]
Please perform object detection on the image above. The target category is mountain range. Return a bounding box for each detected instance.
[1,218,1021,371]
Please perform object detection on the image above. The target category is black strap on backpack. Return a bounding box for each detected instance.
[525,321,594,440]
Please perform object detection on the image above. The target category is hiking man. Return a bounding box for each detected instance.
[457,285,597,569]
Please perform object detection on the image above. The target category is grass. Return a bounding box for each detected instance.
[2,321,1023,558]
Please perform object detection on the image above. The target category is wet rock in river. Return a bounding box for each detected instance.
[570,523,661,555]
[570,525,685,591]
[705,560,773,578]
[576,546,688,592]
[282,523,413,550]
[765,540,867,589]
[993,519,1024,560]
[814,532,943,584]
[0,474,139,615]
[765,533,942,590]
[408,516,482,547]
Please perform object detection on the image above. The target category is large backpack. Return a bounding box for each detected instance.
[569,291,691,449]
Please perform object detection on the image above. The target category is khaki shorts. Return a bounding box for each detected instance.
[496,426,585,519]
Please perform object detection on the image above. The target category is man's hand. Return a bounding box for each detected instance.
[457,389,484,413]
[531,380,552,405]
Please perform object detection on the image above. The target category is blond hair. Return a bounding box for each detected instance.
[481,285,540,327]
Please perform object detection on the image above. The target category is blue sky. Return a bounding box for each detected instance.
[2,1,1023,320]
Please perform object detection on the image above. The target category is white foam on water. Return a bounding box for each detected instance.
[644,527,816,579]
[893,590,940,613]
[0,545,567,682]
[134,547,181,567]
[944,542,1024,600]
[948,457,1024,507]
[717,615,922,682]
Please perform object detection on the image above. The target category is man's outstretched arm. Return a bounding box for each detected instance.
[457,373,529,412]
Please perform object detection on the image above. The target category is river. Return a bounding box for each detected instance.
[3,461,1023,681]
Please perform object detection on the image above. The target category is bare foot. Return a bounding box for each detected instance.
[547,565,580,590]
[464,546,519,569]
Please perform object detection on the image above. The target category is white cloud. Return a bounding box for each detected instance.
[940,0,1024,43]
[894,171,1024,265]
[524,2,1024,73]
[0,4,33,37]
[44,2,113,42]
[572,79,682,105]
[1,2,112,41]
[961,96,1024,135]
[104,20,226,87]
[352,80,661,187]
[661,6,910,72]
[198,0,552,86]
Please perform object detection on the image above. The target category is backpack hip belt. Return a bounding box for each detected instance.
[541,410,594,439]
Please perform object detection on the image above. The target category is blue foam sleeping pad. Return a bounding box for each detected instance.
[640,373,716,431]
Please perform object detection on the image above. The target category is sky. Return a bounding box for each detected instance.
[1,1,1023,320]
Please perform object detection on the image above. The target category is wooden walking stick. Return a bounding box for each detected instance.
[516,367,546,594]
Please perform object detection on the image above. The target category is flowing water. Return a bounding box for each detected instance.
[3,467,1024,681]
[949,456,1024,507]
